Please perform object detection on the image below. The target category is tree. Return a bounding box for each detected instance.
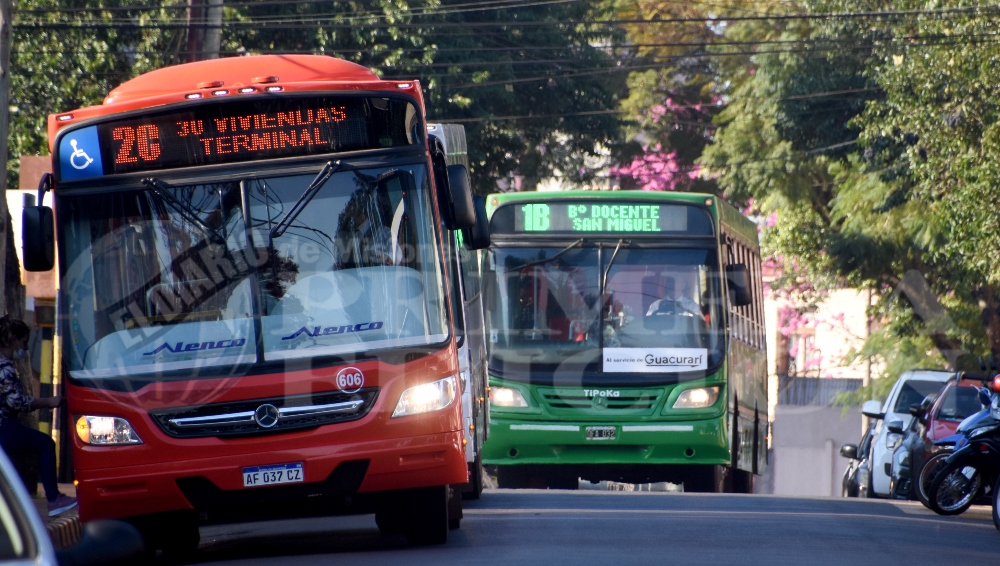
[609,0,730,193]
[10,1,630,196]
[697,0,998,400]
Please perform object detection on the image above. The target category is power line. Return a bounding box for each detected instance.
[17,0,576,16]
[15,4,1000,30]
[15,28,1000,64]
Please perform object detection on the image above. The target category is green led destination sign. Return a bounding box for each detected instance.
[495,201,714,236]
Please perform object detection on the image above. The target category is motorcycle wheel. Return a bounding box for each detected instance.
[928,462,982,516]
[993,476,1000,532]
[916,452,951,510]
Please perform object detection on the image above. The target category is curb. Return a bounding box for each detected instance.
[46,514,82,549]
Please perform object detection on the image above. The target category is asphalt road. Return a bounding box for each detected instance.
[181,490,999,565]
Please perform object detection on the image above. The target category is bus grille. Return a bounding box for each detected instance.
[537,388,662,415]
[149,388,379,438]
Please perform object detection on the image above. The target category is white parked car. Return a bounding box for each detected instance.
[863,369,958,498]
[0,448,143,565]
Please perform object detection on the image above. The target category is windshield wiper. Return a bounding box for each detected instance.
[503,238,584,273]
[270,160,341,239]
[141,177,220,241]
[601,239,628,292]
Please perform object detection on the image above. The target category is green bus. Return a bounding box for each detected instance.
[481,191,767,493]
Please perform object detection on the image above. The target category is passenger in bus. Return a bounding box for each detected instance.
[0,316,77,516]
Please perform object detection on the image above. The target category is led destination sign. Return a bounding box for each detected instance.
[56,96,416,181]
[493,201,714,236]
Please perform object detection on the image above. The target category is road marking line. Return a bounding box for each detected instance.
[463,508,993,528]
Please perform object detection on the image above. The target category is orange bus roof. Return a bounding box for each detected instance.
[104,55,378,106]
[46,55,423,153]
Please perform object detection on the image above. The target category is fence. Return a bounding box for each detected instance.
[777,374,863,406]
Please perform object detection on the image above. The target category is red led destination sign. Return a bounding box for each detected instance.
[57,96,417,180]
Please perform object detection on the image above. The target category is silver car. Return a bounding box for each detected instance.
[0,448,142,566]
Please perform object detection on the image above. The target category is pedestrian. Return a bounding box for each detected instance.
[0,316,77,516]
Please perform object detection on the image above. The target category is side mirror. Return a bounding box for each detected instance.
[861,400,884,419]
[462,195,490,250]
[725,264,752,307]
[22,176,55,272]
[22,205,55,272]
[56,519,145,566]
[886,420,904,435]
[908,403,923,417]
[840,443,859,460]
[979,387,992,407]
[446,164,476,230]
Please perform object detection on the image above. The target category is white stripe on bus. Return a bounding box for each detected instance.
[510,424,581,432]
[621,425,695,432]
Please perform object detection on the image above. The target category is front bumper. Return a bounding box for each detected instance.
[482,415,729,466]
[76,430,467,522]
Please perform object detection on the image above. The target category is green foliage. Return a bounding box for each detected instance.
[8,1,627,197]
[10,0,183,189]
[836,327,945,406]
[697,0,1000,400]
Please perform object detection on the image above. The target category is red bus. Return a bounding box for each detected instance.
[21,54,486,550]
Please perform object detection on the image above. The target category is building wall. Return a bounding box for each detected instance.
[771,404,862,497]
[764,288,873,426]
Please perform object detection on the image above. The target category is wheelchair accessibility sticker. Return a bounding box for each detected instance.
[59,126,103,180]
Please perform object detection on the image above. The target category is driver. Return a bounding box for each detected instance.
[646,276,701,317]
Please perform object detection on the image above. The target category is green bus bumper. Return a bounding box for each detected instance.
[482,415,730,466]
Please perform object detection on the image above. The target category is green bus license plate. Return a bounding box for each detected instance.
[242,463,304,488]
[586,426,616,441]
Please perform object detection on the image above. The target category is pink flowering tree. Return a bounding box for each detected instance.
[612,97,716,192]
[609,145,699,192]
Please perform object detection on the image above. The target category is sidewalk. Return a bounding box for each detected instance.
[31,483,82,549]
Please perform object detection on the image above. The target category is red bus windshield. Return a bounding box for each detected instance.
[58,162,448,381]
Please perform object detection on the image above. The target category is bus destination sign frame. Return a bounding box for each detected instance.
[55,94,418,182]
[491,201,715,236]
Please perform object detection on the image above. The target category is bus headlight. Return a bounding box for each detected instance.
[392,376,457,418]
[490,386,529,408]
[75,416,143,445]
[672,386,720,409]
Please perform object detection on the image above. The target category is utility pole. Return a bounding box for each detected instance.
[0,0,11,308]
[1,0,39,490]
[188,0,223,62]
[204,0,223,60]
[187,0,205,63]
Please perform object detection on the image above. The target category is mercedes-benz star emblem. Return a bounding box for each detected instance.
[254,404,280,428]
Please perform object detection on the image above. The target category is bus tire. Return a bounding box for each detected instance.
[545,472,579,490]
[375,506,405,536]
[448,484,463,530]
[497,465,529,489]
[684,465,728,493]
[732,468,754,494]
[463,453,484,500]
[403,485,449,546]
[128,510,200,558]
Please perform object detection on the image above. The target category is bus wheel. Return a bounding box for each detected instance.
[403,485,450,545]
[448,485,463,530]
[497,465,529,489]
[128,510,200,558]
[684,465,729,493]
[732,468,754,494]
[546,472,579,490]
[375,506,405,536]
[463,453,484,500]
